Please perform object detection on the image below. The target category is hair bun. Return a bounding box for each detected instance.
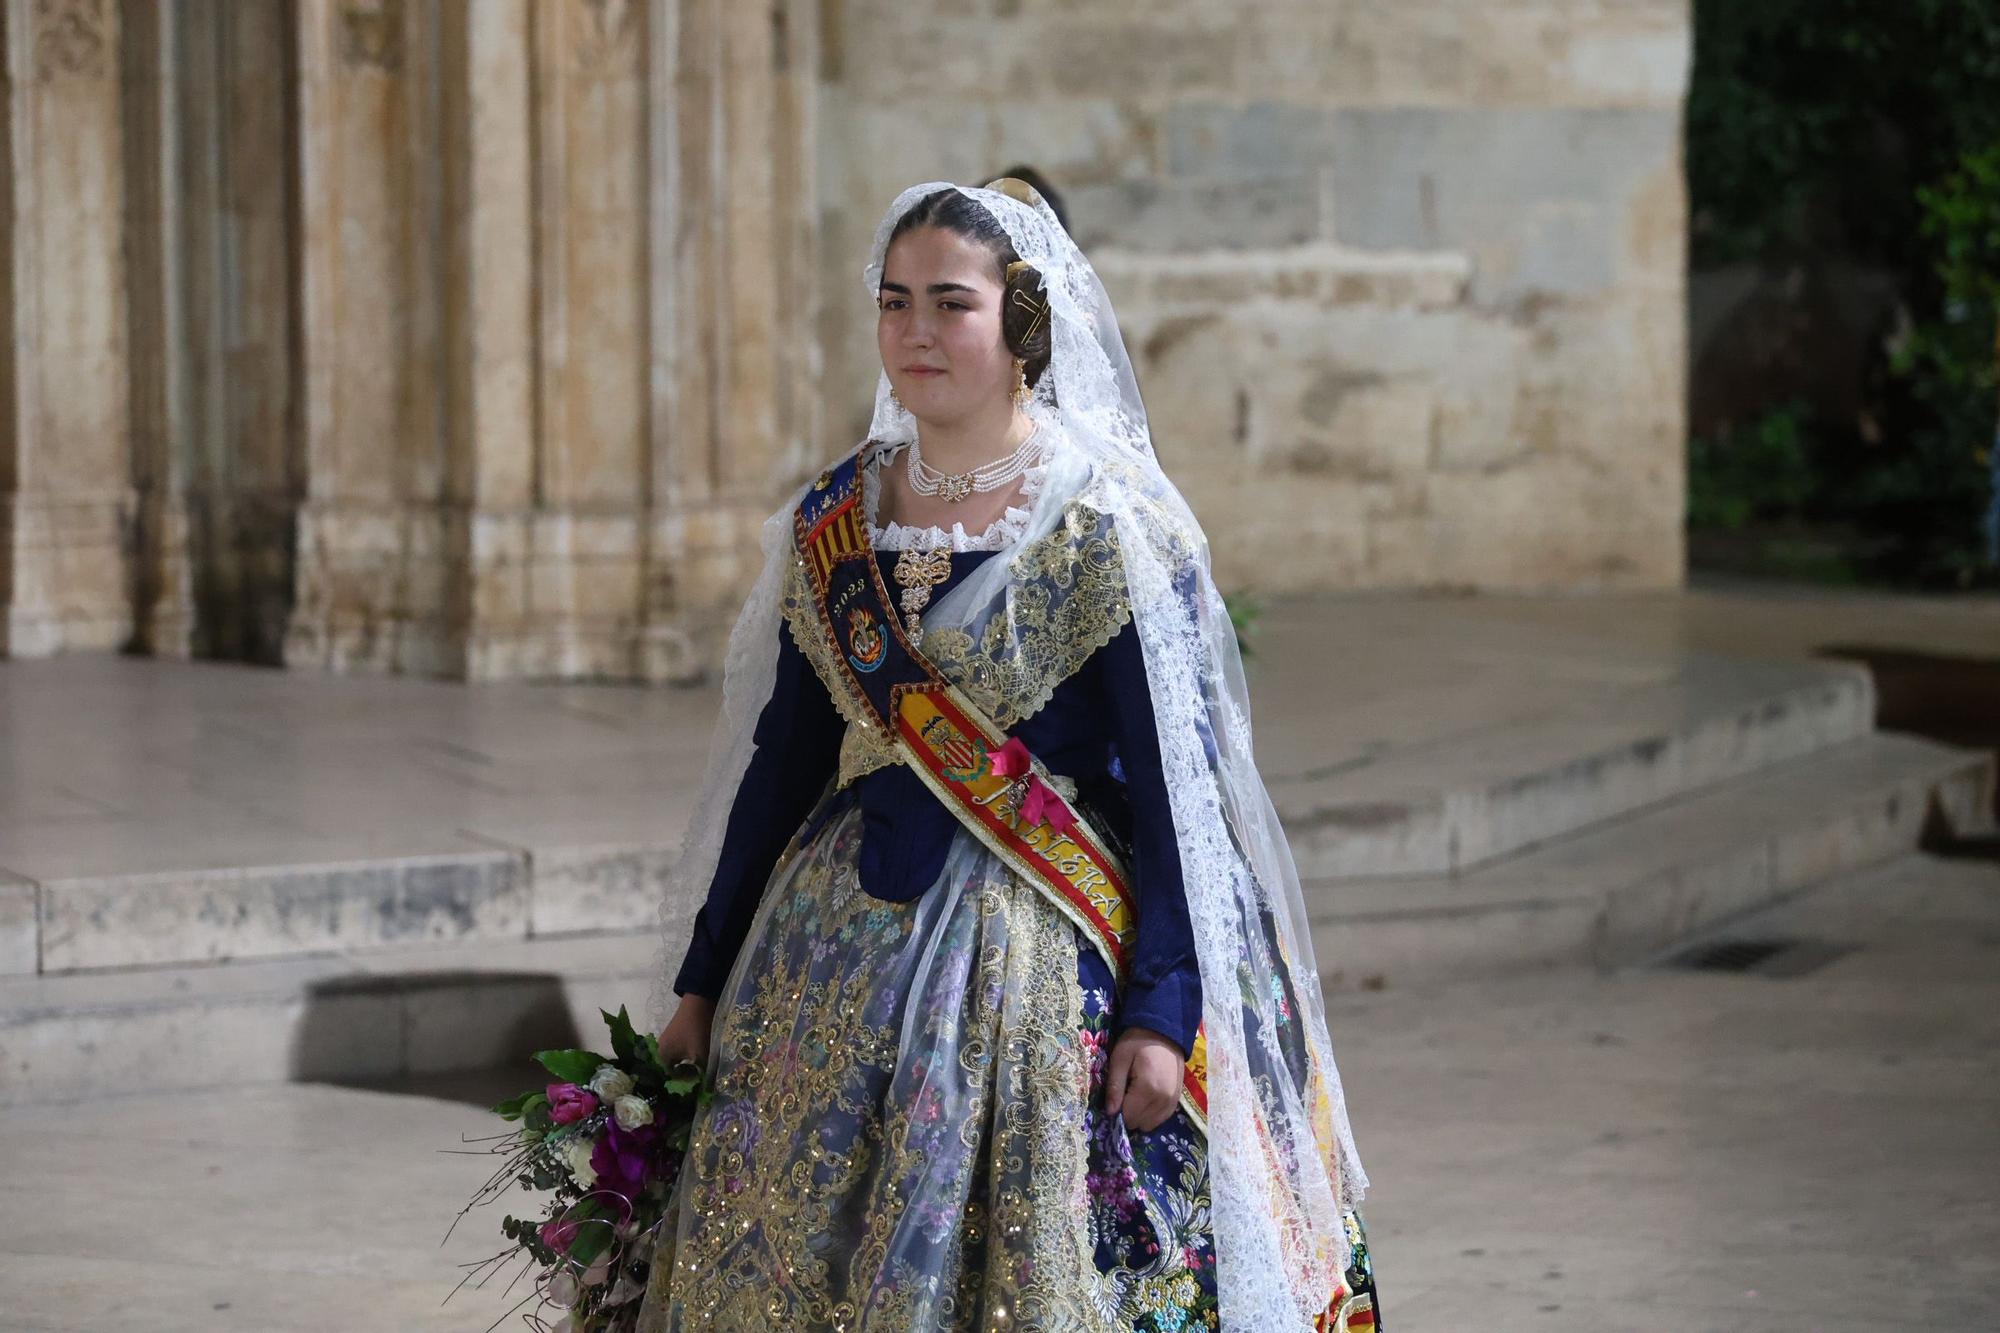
[982,176,1045,209]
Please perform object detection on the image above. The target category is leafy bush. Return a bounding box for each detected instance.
[1687,402,1817,532]
[1688,1,2000,271]
[1687,1,2000,586]
[1873,143,2000,585]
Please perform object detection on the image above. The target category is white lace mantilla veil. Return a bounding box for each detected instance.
[648,179,1368,1324]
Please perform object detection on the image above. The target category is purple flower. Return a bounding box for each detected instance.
[547,1083,599,1125]
[539,1217,580,1253]
[590,1117,660,1204]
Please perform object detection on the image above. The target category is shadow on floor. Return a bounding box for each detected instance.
[295,970,589,1108]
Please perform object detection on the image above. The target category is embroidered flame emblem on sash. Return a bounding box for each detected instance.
[846,606,885,672]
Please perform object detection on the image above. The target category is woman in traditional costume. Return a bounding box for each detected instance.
[638,179,1379,1332]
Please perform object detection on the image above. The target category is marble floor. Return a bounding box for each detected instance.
[2,848,1994,1331]
[1,575,1992,889]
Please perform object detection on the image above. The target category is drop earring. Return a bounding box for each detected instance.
[1011,357,1030,407]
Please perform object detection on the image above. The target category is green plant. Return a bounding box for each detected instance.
[1688,1,2000,271]
[1687,2,2000,585]
[1876,142,2000,583]
[1224,592,1262,659]
[1687,401,1818,532]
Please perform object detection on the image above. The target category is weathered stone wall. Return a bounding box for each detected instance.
[275,0,817,681]
[3,0,818,680]
[817,0,1691,593]
[0,0,133,656]
[0,0,1690,678]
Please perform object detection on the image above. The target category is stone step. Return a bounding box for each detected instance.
[10,657,1877,978]
[1304,731,1995,992]
[7,732,1985,1106]
[1274,656,1876,878]
[12,840,703,977]
[0,930,670,1107]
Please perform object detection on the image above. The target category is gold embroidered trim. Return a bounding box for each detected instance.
[920,503,1134,729]
[782,500,1136,734]
[837,720,900,787]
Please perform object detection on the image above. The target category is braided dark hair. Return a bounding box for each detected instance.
[884,189,1052,390]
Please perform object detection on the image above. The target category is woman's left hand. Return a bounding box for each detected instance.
[1103,1026,1185,1133]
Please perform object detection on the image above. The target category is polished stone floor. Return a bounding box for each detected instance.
[2,848,1994,1331]
[1,575,1991,888]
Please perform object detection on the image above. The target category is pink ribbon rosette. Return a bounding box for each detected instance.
[985,737,1078,836]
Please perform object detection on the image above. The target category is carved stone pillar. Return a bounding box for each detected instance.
[639,0,820,681]
[123,0,299,664]
[284,0,457,674]
[436,0,535,678]
[120,0,194,658]
[278,0,819,682]
[0,0,133,657]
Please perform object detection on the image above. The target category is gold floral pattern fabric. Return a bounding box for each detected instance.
[636,801,1220,1333]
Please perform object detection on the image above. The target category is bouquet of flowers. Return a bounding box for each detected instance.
[444,1005,705,1332]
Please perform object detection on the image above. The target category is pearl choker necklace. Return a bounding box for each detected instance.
[906,425,1044,503]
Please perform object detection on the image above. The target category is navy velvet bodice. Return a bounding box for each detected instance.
[671,548,1203,1057]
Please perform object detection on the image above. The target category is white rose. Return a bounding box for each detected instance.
[589,1065,635,1100]
[562,1136,597,1188]
[613,1093,655,1130]
[545,1270,580,1308]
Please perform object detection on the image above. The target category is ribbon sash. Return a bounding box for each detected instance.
[794,451,1211,1129]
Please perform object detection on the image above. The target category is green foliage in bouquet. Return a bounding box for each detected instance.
[444,1006,707,1332]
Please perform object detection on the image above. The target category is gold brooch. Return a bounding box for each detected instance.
[892,547,952,640]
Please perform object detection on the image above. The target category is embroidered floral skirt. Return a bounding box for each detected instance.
[637,799,1379,1332]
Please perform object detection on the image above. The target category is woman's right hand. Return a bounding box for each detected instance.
[657,994,716,1069]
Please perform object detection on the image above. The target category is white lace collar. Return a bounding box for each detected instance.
[861,438,1046,552]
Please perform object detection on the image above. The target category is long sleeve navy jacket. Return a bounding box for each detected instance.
[672,547,1204,1058]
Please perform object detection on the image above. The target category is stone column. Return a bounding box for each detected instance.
[278,0,820,683]
[0,0,132,657]
[639,0,820,682]
[120,0,196,657]
[436,0,534,679]
[123,0,300,664]
[501,0,657,680]
[285,0,456,675]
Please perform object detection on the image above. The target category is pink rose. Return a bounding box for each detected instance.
[547,1082,598,1125]
[539,1217,580,1253]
